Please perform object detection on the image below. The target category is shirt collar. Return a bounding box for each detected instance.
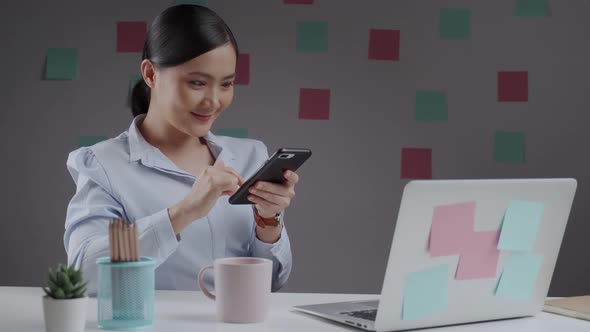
[127,114,235,166]
[128,114,151,163]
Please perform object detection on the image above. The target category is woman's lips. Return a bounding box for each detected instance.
[191,112,212,121]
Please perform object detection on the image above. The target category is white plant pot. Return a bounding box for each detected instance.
[42,296,88,332]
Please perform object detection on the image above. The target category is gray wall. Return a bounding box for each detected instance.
[1,0,589,296]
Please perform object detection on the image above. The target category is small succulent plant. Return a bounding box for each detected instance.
[42,263,87,299]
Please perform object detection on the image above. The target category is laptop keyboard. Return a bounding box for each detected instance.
[340,309,377,321]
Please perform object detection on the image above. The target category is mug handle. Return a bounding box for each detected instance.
[198,264,216,300]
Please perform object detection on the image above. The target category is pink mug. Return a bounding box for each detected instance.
[198,257,272,323]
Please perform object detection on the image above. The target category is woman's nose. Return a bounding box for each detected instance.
[202,88,221,110]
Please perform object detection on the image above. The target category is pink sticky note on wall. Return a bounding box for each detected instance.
[401,148,432,179]
[299,88,330,120]
[368,29,400,61]
[498,71,528,102]
[284,0,314,4]
[117,21,147,53]
[429,201,476,257]
[235,53,250,85]
[456,230,501,279]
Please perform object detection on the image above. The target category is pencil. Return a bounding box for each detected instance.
[108,221,114,261]
[113,219,120,262]
[126,223,134,261]
[123,221,130,261]
[133,223,139,261]
[130,223,137,261]
[117,219,125,262]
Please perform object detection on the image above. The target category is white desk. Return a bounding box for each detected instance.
[1,287,588,331]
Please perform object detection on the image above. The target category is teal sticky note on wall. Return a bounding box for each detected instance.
[439,8,470,40]
[497,200,544,251]
[495,252,544,299]
[45,48,78,80]
[402,265,449,320]
[415,90,447,122]
[217,128,248,138]
[175,0,208,6]
[296,21,328,53]
[78,136,108,147]
[516,0,548,17]
[494,131,525,163]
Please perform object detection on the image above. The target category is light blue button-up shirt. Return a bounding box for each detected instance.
[64,114,292,295]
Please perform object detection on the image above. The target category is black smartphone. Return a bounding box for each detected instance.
[228,148,312,205]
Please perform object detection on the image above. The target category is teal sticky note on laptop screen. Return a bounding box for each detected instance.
[403,264,449,320]
[495,252,544,299]
[497,200,544,251]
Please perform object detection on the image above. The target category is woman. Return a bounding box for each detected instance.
[64,5,296,295]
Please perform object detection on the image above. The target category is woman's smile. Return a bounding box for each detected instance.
[190,112,213,121]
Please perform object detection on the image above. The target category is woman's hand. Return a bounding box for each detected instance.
[168,160,243,235]
[248,170,299,243]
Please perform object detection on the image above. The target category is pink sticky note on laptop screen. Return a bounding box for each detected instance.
[456,230,501,279]
[429,201,476,257]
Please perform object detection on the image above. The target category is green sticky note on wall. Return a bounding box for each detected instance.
[495,252,544,299]
[498,200,544,251]
[494,131,525,163]
[45,48,78,80]
[217,128,248,138]
[78,136,108,147]
[175,0,208,6]
[516,0,548,17]
[402,265,449,320]
[296,21,328,53]
[415,90,447,122]
[439,8,470,40]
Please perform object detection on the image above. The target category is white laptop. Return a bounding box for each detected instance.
[293,178,577,331]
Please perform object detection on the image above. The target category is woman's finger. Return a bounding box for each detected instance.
[284,170,299,185]
[248,194,283,214]
[214,172,240,196]
[213,161,244,186]
[224,166,245,186]
[249,187,290,208]
[253,181,295,199]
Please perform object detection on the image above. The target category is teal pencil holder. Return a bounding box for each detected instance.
[96,256,156,330]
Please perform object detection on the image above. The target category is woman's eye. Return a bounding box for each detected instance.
[190,81,205,87]
[222,82,234,88]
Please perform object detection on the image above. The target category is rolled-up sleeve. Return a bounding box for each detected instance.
[64,148,179,296]
[249,218,293,292]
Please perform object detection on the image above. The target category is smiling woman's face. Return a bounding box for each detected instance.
[144,42,237,138]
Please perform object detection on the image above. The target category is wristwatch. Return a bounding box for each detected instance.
[253,206,283,225]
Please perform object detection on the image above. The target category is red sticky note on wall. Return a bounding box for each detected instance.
[235,53,250,85]
[299,88,330,120]
[368,29,400,61]
[284,0,314,4]
[498,71,528,102]
[401,148,432,179]
[117,21,147,53]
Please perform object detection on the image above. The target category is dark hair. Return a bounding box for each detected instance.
[131,5,239,117]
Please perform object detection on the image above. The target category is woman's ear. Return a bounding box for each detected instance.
[140,59,156,88]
